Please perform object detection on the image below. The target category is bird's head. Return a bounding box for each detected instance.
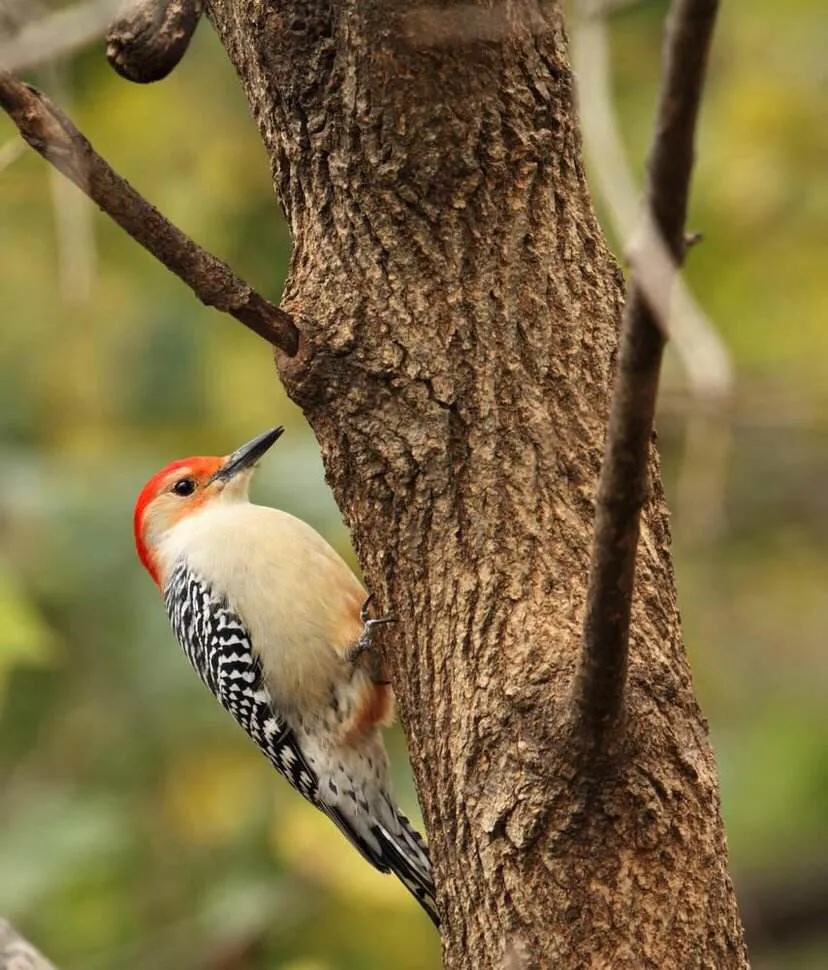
[133,427,284,586]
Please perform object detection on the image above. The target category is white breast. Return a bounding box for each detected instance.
[159,501,366,713]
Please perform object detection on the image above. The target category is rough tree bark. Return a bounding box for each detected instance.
[200,2,747,967]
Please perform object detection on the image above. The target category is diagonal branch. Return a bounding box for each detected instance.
[0,71,299,355]
[0,0,123,74]
[572,1,731,401]
[573,0,720,745]
[0,919,57,970]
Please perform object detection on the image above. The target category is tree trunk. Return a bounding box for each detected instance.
[206,2,748,967]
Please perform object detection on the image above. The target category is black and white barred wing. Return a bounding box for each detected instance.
[163,561,317,802]
[162,562,438,924]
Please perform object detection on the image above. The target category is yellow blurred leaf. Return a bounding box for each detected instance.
[280,962,332,970]
[162,744,263,846]
[269,799,413,911]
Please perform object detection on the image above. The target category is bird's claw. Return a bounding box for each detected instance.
[348,594,396,665]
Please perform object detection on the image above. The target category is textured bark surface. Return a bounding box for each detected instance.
[206,2,748,967]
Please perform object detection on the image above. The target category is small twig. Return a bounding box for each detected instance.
[574,0,720,744]
[107,0,205,83]
[575,0,733,544]
[37,52,99,305]
[0,72,299,354]
[0,0,123,73]
[573,4,731,401]
[0,919,57,970]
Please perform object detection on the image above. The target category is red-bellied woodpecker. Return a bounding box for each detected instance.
[133,427,438,925]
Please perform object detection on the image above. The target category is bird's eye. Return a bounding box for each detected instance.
[172,478,196,497]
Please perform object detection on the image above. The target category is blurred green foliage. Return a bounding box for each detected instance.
[0,2,826,968]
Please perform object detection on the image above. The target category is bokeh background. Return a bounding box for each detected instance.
[1,1,826,968]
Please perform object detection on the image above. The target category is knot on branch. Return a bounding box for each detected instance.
[106,0,204,83]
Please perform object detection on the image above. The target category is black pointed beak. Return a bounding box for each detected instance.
[209,427,284,484]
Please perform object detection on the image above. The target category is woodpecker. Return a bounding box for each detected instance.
[133,427,438,925]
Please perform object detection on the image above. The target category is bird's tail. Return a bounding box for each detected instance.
[372,809,440,927]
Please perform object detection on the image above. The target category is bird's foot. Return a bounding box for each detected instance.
[347,593,396,666]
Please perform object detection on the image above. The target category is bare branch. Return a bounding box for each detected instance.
[574,0,720,744]
[106,0,205,83]
[0,0,123,73]
[47,158,98,303]
[572,4,732,402]
[0,920,57,970]
[37,57,99,305]
[573,5,735,545]
[0,71,300,355]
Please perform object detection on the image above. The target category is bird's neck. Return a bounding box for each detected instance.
[155,499,255,590]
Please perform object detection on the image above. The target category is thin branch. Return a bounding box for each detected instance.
[0,919,57,970]
[0,0,123,73]
[572,6,735,545]
[2,2,100,304]
[572,2,732,401]
[107,0,205,83]
[38,54,99,305]
[46,129,98,304]
[574,0,720,743]
[0,71,300,354]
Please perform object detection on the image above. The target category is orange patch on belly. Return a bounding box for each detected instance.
[342,682,394,744]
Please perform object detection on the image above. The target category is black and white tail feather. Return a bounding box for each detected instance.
[164,561,439,926]
[324,800,439,925]
[372,811,439,925]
